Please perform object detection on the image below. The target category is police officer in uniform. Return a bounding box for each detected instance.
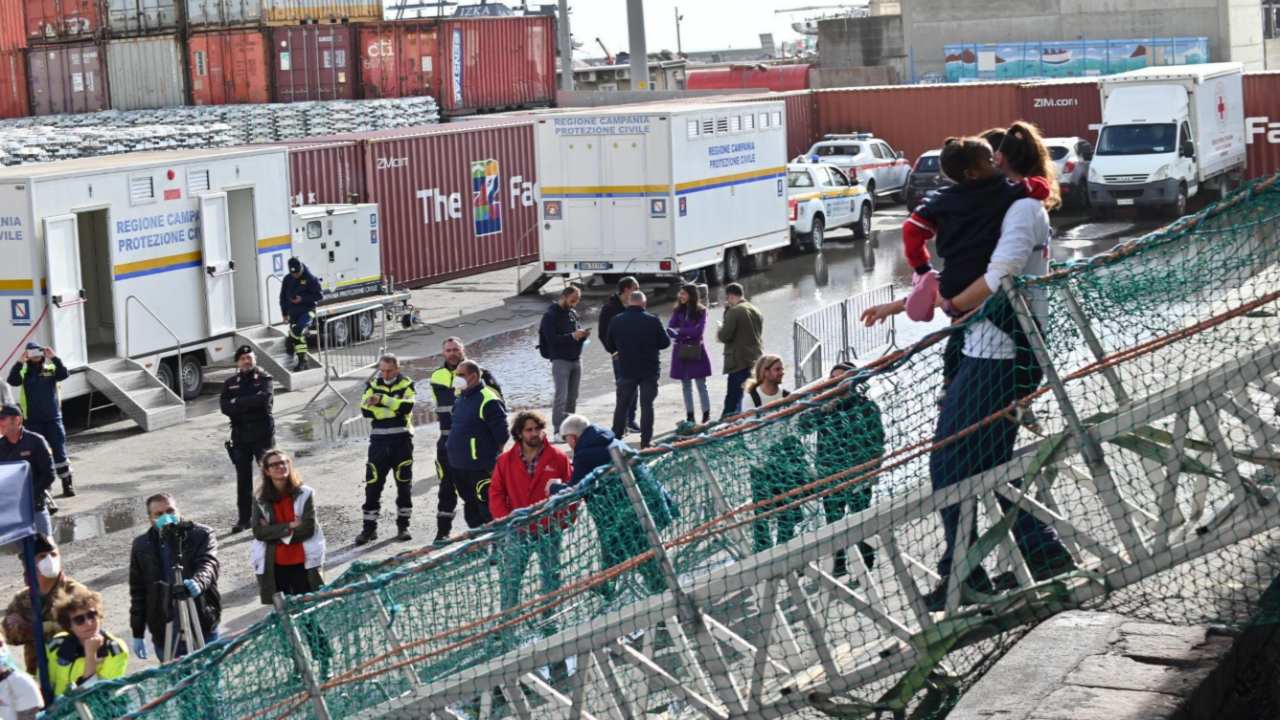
[355,354,417,546]
[219,346,275,534]
[427,337,503,543]
[445,361,507,532]
[0,404,56,536]
[7,342,73,496]
[279,258,323,372]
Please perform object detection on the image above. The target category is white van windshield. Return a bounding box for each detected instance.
[1096,124,1177,156]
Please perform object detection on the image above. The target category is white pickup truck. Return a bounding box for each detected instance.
[787,161,873,251]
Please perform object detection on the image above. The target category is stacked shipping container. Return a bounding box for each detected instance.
[188,29,269,105]
[271,25,356,102]
[0,0,28,118]
[287,119,540,287]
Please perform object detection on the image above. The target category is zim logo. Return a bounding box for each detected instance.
[376,156,409,171]
[1032,97,1079,109]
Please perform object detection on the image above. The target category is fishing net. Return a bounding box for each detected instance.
[48,173,1280,720]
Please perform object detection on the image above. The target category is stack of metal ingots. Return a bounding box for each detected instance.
[0,96,441,166]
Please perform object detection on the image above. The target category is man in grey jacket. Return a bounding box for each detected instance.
[716,283,764,418]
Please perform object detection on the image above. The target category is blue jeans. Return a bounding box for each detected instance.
[930,356,1065,581]
[722,368,751,418]
[681,377,710,417]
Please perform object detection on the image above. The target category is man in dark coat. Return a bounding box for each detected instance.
[538,285,589,438]
[279,258,323,371]
[598,276,640,434]
[128,494,221,661]
[7,342,73,496]
[0,404,55,536]
[606,292,670,449]
[220,346,275,534]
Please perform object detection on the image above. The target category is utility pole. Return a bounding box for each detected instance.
[674,6,684,56]
[626,0,648,90]
[558,0,574,91]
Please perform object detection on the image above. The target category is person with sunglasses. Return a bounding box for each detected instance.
[46,586,128,698]
[251,450,326,603]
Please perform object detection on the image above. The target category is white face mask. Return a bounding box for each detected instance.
[37,555,60,579]
[453,377,467,392]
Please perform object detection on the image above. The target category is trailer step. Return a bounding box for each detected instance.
[85,359,185,433]
[517,265,552,296]
[234,327,325,392]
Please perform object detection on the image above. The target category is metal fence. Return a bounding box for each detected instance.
[307,298,397,411]
[792,283,895,385]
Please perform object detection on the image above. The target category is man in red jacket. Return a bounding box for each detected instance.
[490,411,573,638]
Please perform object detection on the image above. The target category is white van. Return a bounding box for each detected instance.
[1088,63,1246,217]
[535,100,791,286]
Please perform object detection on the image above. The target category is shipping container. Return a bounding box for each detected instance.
[815,82,1023,163]
[25,0,100,44]
[437,16,554,115]
[185,0,262,27]
[356,22,437,100]
[271,26,355,103]
[286,139,365,205]
[262,0,379,25]
[189,29,269,105]
[717,90,816,160]
[1019,78,1101,143]
[0,0,27,50]
[106,0,179,35]
[686,64,811,92]
[287,119,540,287]
[0,49,29,118]
[27,41,108,115]
[106,35,186,110]
[1244,72,1280,179]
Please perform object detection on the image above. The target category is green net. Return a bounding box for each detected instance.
[47,173,1280,719]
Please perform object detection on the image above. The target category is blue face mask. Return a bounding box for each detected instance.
[153,512,178,531]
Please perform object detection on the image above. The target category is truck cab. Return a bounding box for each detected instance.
[1088,63,1246,218]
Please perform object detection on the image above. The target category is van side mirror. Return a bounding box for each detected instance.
[1180,141,1195,159]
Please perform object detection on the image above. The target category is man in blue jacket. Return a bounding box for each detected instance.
[606,292,670,449]
[445,360,508,530]
[538,285,589,439]
[7,342,73,496]
[279,258,323,372]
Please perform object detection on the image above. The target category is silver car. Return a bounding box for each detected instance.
[1045,136,1094,209]
[801,133,911,207]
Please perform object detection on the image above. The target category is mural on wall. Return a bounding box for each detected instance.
[944,37,1209,82]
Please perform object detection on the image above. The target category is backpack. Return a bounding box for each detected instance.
[537,330,552,360]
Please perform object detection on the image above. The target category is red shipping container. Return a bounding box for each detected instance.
[27,41,108,115]
[816,82,1024,163]
[357,22,438,100]
[1019,78,1102,144]
[286,139,366,206]
[0,49,28,118]
[687,64,811,93]
[189,30,269,105]
[271,26,355,103]
[437,16,554,115]
[24,0,98,44]
[0,0,24,50]
[1245,72,1280,180]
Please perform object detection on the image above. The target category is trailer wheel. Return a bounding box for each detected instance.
[704,257,726,286]
[156,362,178,397]
[326,317,353,348]
[355,311,376,342]
[723,249,742,283]
[179,356,204,400]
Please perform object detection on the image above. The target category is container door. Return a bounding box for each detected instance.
[43,215,88,368]
[198,193,236,335]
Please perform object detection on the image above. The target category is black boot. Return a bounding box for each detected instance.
[434,516,453,544]
[294,356,309,372]
[60,478,75,498]
[702,411,711,424]
[354,522,378,546]
[686,412,695,423]
[395,523,413,542]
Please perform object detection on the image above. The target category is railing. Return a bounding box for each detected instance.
[124,295,183,398]
[265,273,284,326]
[305,298,394,412]
[792,283,894,385]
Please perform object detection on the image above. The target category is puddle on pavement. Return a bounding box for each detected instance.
[3,497,151,553]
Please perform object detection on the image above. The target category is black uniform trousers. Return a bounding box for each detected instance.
[231,436,274,525]
[364,435,414,528]
[434,440,458,540]
[449,467,493,530]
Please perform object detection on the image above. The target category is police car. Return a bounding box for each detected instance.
[786,161,873,252]
[799,133,911,208]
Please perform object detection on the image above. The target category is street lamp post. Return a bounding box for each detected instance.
[675,7,684,56]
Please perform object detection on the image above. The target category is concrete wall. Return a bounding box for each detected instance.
[809,65,902,88]
[903,0,1265,79]
[819,15,907,68]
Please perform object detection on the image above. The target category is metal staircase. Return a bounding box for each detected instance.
[84,358,185,432]
[234,325,325,392]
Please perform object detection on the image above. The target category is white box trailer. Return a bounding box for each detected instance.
[1088,63,1247,216]
[535,100,791,285]
[0,147,294,430]
[290,203,383,302]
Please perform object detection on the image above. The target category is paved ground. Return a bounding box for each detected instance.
[0,204,1162,676]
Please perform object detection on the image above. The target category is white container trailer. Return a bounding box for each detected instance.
[0,147,292,430]
[1088,63,1247,217]
[535,100,790,285]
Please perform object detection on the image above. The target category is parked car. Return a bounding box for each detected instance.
[1045,136,1094,208]
[786,161,873,252]
[904,149,949,208]
[800,133,911,207]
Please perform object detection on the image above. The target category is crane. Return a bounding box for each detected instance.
[595,37,614,64]
[772,3,862,12]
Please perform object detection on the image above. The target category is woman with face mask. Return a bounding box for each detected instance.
[46,586,128,698]
[2,535,86,676]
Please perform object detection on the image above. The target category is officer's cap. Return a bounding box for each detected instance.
[0,404,21,418]
[287,258,302,273]
[235,345,254,361]
[24,342,42,352]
